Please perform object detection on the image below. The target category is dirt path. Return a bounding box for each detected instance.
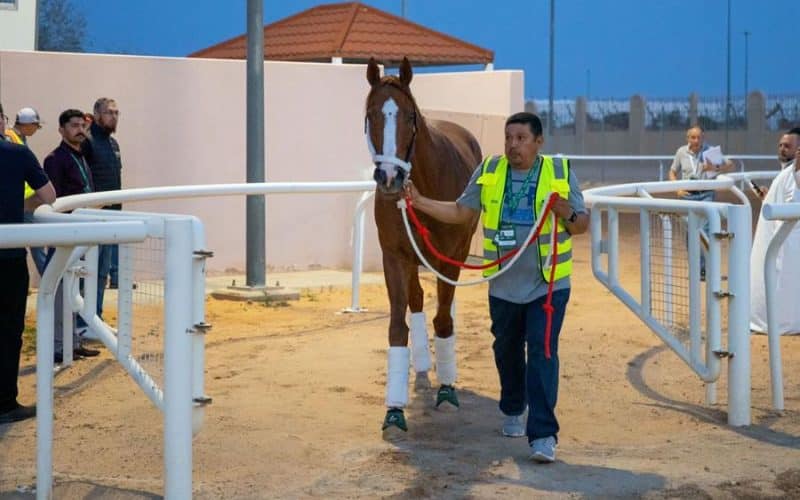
[1,236,799,499]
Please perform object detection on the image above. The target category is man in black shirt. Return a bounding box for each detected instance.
[83,97,122,316]
[43,109,101,362]
[0,125,56,424]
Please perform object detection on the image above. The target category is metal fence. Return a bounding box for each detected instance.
[526,93,800,134]
[765,94,800,131]
[588,99,630,132]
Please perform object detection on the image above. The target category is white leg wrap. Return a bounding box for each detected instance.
[435,335,457,386]
[409,312,432,372]
[386,347,410,408]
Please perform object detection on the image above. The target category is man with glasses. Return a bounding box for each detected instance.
[83,98,123,323]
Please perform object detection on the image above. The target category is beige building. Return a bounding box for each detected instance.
[0,50,522,273]
[0,0,36,51]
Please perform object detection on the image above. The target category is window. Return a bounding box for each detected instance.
[0,0,18,10]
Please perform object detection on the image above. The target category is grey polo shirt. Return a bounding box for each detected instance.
[669,143,727,181]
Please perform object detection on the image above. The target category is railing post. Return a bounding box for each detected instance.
[163,218,194,499]
[639,208,651,316]
[607,208,619,286]
[345,191,374,313]
[36,247,72,500]
[727,204,751,426]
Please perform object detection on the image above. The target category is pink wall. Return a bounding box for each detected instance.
[0,51,522,272]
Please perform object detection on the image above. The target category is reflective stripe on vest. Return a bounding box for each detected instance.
[478,154,572,281]
[5,129,36,200]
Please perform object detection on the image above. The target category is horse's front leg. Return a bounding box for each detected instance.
[407,265,432,391]
[382,253,411,432]
[433,263,460,409]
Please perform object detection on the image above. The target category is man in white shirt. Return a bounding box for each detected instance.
[668,125,734,279]
[750,128,800,335]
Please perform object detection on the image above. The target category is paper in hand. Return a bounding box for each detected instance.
[702,145,724,166]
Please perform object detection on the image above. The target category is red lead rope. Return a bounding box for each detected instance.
[403,192,561,359]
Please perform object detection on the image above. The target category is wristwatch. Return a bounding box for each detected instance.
[567,210,578,223]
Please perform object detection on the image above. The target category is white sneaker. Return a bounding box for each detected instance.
[530,436,557,463]
[502,414,526,437]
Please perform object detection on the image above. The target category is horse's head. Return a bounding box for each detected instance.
[365,57,419,194]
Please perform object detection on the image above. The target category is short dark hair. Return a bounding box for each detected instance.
[59,109,85,127]
[787,127,800,137]
[506,112,543,137]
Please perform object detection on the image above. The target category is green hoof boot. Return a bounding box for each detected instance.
[436,385,460,410]
[382,408,408,432]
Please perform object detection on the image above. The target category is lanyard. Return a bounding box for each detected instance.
[504,156,539,215]
[68,152,92,193]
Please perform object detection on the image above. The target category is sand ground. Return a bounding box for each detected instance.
[1,232,799,499]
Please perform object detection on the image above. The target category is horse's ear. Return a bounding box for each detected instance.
[399,57,413,87]
[367,57,381,86]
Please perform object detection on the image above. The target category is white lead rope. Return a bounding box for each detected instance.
[397,198,557,287]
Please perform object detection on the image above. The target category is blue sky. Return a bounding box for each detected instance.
[74,0,798,100]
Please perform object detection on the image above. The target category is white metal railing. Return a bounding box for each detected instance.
[584,176,752,426]
[23,208,208,500]
[760,202,800,411]
[554,154,774,183]
[0,221,149,500]
[47,181,377,314]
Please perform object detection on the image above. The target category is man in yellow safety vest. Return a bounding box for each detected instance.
[406,112,589,463]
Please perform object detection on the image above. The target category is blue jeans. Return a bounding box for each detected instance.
[489,289,570,442]
[109,244,119,287]
[23,211,47,275]
[680,190,714,275]
[97,245,114,319]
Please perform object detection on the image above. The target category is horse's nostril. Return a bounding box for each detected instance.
[374,168,387,184]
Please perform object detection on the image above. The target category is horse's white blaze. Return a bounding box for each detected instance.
[379,97,399,185]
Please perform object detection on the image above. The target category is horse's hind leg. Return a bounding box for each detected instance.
[407,267,431,391]
[433,264,459,409]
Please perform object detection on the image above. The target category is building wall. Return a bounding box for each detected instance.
[0,0,36,51]
[413,70,524,116]
[0,51,520,272]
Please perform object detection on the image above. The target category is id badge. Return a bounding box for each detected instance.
[494,223,517,249]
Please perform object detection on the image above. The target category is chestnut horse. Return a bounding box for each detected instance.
[365,57,481,432]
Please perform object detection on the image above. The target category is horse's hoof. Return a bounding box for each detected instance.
[414,371,431,392]
[435,385,460,410]
[382,408,408,432]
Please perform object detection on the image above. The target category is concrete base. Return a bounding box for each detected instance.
[210,285,300,303]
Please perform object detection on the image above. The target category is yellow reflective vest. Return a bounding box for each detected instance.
[478,154,573,281]
[4,128,36,200]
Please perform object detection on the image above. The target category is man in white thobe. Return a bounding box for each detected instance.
[750,128,800,335]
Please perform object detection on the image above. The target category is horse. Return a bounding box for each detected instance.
[364,57,481,432]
